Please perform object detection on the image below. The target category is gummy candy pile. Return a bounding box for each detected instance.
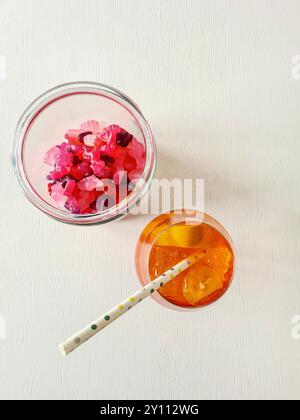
[44,121,146,214]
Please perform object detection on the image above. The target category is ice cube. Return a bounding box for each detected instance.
[183,266,223,305]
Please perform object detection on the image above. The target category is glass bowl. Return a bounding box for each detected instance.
[12,82,156,225]
[135,210,235,311]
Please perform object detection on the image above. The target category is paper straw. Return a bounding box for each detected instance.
[59,251,205,356]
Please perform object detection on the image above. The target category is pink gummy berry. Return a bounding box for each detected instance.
[65,120,101,144]
[128,168,144,182]
[51,183,67,209]
[91,160,106,177]
[80,120,101,133]
[90,148,106,177]
[99,125,124,156]
[78,175,103,192]
[49,166,69,180]
[51,193,67,209]
[44,146,61,166]
[100,124,121,142]
[129,138,145,159]
[67,144,81,154]
[51,182,64,195]
[128,138,145,177]
[65,197,80,214]
[58,143,74,167]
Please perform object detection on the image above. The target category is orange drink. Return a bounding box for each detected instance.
[136,211,235,310]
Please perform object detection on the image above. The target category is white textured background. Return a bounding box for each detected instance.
[0,0,300,400]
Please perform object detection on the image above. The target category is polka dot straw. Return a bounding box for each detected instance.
[59,251,206,356]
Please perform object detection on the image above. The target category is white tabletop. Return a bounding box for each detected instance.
[0,0,299,400]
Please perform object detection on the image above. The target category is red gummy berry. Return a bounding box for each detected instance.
[65,197,81,214]
[64,179,77,197]
[71,162,93,180]
[116,131,133,147]
[48,183,54,193]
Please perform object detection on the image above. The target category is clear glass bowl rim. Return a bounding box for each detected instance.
[12,81,157,225]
